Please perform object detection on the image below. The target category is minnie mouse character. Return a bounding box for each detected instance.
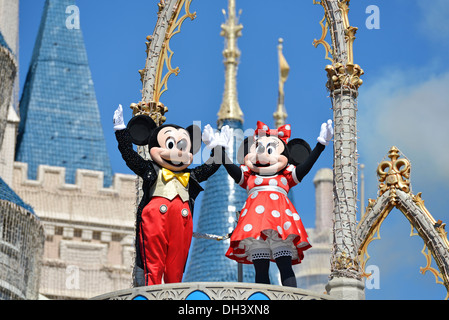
[203,120,333,287]
[113,105,224,286]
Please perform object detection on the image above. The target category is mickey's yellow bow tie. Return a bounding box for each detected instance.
[162,168,190,187]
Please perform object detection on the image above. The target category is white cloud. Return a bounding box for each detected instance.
[358,69,449,192]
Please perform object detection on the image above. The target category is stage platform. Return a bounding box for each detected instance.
[92,282,335,300]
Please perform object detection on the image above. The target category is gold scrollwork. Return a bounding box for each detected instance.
[313,15,333,63]
[313,0,359,66]
[153,0,196,103]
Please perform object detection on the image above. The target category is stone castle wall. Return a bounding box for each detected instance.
[12,162,137,299]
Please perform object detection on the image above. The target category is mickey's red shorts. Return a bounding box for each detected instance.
[138,196,192,285]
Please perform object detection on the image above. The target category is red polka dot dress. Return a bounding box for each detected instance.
[225,164,312,265]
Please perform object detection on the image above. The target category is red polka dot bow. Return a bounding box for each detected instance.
[254,121,291,143]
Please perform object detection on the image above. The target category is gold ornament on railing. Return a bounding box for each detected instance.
[377,146,411,196]
[325,62,364,91]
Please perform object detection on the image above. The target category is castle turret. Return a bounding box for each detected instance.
[15,0,113,187]
[294,168,333,293]
[0,1,45,300]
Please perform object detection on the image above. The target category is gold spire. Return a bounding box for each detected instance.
[273,38,290,128]
[217,0,244,125]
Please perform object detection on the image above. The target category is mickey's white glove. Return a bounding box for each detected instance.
[202,124,221,149]
[218,125,233,150]
[317,119,333,146]
[113,104,126,131]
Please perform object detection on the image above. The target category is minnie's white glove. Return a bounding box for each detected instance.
[317,119,333,146]
[113,104,126,131]
[202,124,221,149]
[218,125,233,150]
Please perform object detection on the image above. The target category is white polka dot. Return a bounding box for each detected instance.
[271,210,280,218]
[255,205,265,214]
[285,209,293,216]
[277,226,283,235]
[278,131,284,137]
[269,179,278,186]
[269,193,279,200]
[281,177,288,186]
[241,209,248,217]
[285,125,291,130]
[254,177,263,185]
[243,224,253,232]
[284,221,292,230]
[251,191,258,199]
[263,125,268,131]
[292,213,300,221]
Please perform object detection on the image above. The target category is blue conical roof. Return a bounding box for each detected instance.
[0,177,35,214]
[15,0,113,187]
[184,120,255,283]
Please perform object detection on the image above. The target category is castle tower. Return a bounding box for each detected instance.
[15,0,113,187]
[0,0,19,114]
[0,0,19,160]
[294,168,333,293]
[0,5,46,299]
[184,0,254,283]
[10,0,136,299]
[0,29,18,179]
[0,0,19,55]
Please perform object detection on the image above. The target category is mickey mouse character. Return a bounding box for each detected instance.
[113,105,223,286]
[204,120,333,287]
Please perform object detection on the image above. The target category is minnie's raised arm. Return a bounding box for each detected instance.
[294,120,333,182]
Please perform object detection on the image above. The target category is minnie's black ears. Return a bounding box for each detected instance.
[237,136,255,165]
[287,138,312,166]
[126,115,157,146]
[186,124,202,155]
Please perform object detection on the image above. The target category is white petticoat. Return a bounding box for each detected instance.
[235,229,301,261]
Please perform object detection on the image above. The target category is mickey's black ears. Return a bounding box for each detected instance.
[287,138,312,166]
[186,124,202,155]
[237,136,255,165]
[126,115,157,146]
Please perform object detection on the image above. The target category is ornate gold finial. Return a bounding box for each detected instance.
[217,0,244,124]
[377,146,411,196]
[273,38,289,128]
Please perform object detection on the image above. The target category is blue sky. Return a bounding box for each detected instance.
[18,0,449,300]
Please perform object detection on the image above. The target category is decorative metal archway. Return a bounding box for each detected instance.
[357,146,449,300]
